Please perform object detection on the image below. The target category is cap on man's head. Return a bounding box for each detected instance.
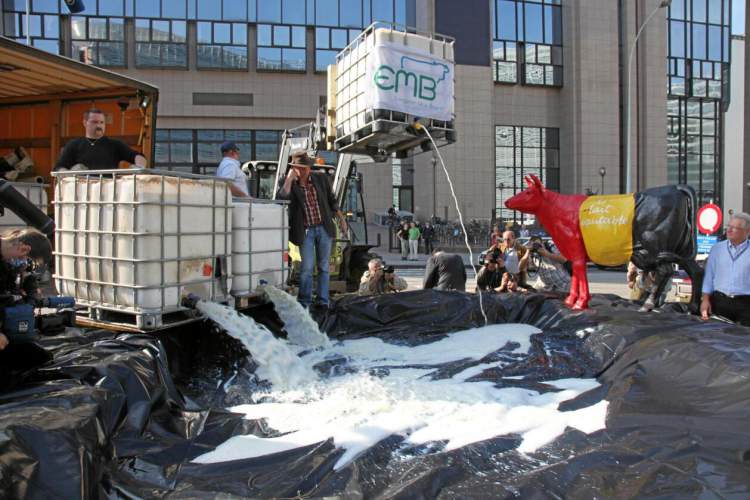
[220,141,239,153]
[290,150,314,168]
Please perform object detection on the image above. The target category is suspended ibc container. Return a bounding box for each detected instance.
[231,199,289,300]
[53,170,232,330]
[329,22,456,159]
[0,182,48,231]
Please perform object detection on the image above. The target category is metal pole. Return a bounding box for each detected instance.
[25,0,31,45]
[625,0,671,193]
[431,154,437,221]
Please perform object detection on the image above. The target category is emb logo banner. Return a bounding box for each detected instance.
[366,42,454,122]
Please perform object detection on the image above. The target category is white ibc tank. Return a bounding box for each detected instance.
[330,23,455,156]
[53,170,232,315]
[0,182,47,230]
[231,199,288,295]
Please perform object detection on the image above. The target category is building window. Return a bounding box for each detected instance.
[666,0,730,206]
[197,22,248,69]
[2,10,60,53]
[155,129,281,174]
[667,98,720,205]
[154,129,194,173]
[71,16,126,67]
[495,125,560,222]
[492,0,563,87]
[257,24,306,71]
[667,0,730,99]
[135,19,187,68]
[314,26,360,71]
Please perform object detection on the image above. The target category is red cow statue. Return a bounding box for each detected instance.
[505,175,700,311]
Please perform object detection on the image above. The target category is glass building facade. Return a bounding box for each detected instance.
[491,0,563,86]
[154,129,282,174]
[495,125,560,221]
[2,0,416,67]
[667,0,732,205]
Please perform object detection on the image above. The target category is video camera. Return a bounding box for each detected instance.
[2,261,76,343]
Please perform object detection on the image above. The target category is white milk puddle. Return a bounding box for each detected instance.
[193,321,608,470]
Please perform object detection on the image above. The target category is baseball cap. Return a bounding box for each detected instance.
[220,141,239,153]
[290,150,314,168]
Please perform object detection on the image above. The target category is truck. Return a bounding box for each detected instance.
[0,37,158,191]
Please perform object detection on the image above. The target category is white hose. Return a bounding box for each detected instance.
[420,126,488,326]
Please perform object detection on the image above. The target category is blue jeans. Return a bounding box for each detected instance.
[299,224,333,308]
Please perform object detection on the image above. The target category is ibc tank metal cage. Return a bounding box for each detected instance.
[230,197,290,299]
[332,22,457,159]
[52,169,233,329]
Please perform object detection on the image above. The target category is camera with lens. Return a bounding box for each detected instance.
[531,241,543,252]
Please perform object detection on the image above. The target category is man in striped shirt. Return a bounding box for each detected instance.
[279,151,348,308]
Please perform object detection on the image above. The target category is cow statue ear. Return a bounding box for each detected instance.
[525,175,534,188]
[531,174,545,191]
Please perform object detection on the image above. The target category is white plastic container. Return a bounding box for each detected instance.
[53,170,232,325]
[330,23,456,156]
[0,182,48,230]
[231,199,289,295]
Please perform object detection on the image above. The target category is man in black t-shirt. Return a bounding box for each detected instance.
[54,108,147,171]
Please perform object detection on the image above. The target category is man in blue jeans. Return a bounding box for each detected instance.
[279,151,348,308]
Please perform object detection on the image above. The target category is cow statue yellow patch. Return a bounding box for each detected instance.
[579,194,634,266]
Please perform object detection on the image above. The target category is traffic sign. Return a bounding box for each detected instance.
[697,234,718,254]
[696,203,722,235]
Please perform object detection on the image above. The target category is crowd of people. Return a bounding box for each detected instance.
[357,221,576,298]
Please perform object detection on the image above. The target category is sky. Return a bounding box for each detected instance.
[733,0,746,35]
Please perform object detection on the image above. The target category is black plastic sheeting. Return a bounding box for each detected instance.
[1,290,749,498]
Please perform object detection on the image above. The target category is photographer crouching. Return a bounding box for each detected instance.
[359,258,408,295]
[525,236,571,293]
[0,228,54,392]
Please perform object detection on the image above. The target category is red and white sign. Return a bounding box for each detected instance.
[697,203,722,235]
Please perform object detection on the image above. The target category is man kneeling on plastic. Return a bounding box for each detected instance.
[359,258,407,295]
[0,228,53,392]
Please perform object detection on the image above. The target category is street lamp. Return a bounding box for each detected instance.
[599,167,606,195]
[625,0,671,193]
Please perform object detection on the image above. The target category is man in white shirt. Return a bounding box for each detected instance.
[216,141,249,197]
[700,212,750,326]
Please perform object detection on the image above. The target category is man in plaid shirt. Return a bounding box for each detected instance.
[279,151,348,308]
[527,236,571,293]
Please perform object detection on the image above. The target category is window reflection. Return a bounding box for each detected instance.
[156,129,281,173]
[257,23,306,72]
[197,22,248,69]
[495,125,559,221]
[135,19,187,67]
[492,0,562,86]
[71,16,125,66]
